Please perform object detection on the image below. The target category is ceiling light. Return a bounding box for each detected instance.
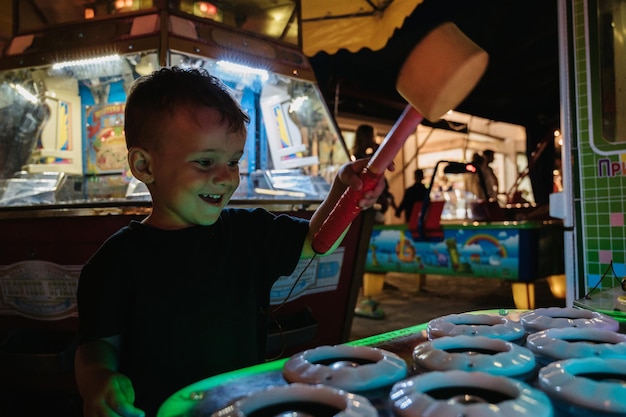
[52,54,121,70]
[216,60,269,81]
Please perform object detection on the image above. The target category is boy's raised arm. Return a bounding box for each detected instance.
[302,158,390,258]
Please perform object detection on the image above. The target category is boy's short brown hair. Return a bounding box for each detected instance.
[124,66,250,149]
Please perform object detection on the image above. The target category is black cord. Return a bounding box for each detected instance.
[271,253,318,314]
[265,253,318,361]
[583,260,621,299]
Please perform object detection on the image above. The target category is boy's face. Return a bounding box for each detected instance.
[138,107,246,229]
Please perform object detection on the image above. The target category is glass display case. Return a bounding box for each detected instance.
[0,0,349,207]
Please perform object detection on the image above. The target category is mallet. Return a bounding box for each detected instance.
[312,22,489,254]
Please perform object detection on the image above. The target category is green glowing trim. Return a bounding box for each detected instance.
[158,358,288,417]
[347,323,429,346]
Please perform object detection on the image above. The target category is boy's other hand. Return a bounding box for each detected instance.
[83,370,145,417]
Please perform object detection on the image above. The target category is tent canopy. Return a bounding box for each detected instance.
[301,0,423,56]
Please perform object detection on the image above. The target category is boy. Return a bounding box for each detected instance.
[74,67,388,417]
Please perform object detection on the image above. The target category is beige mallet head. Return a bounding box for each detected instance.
[396,21,489,122]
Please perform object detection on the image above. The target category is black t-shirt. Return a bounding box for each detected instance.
[77,208,308,416]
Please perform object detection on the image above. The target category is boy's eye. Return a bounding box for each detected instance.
[196,159,213,167]
[228,160,240,168]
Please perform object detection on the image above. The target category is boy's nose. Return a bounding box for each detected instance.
[211,164,235,185]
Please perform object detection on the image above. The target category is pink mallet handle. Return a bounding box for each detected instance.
[312,106,424,254]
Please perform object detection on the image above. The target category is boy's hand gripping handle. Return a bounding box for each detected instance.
[311,168,381,254]
[312,106,424,254]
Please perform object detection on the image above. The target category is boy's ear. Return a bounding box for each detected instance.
[128,147,154,184]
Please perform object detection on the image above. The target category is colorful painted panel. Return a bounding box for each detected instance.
[365,225,521,280]
[365,224,563,282]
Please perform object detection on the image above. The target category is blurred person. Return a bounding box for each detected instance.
[351,124,378,160]
[481,149,499,200]
[466,152,486,200]
[525,117,559,206]
[395,168,427,222]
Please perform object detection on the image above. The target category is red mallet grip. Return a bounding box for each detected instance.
[312,105,424,254]
[312,168,382,254]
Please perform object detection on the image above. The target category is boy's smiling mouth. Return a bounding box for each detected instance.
[200,194,223,204]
